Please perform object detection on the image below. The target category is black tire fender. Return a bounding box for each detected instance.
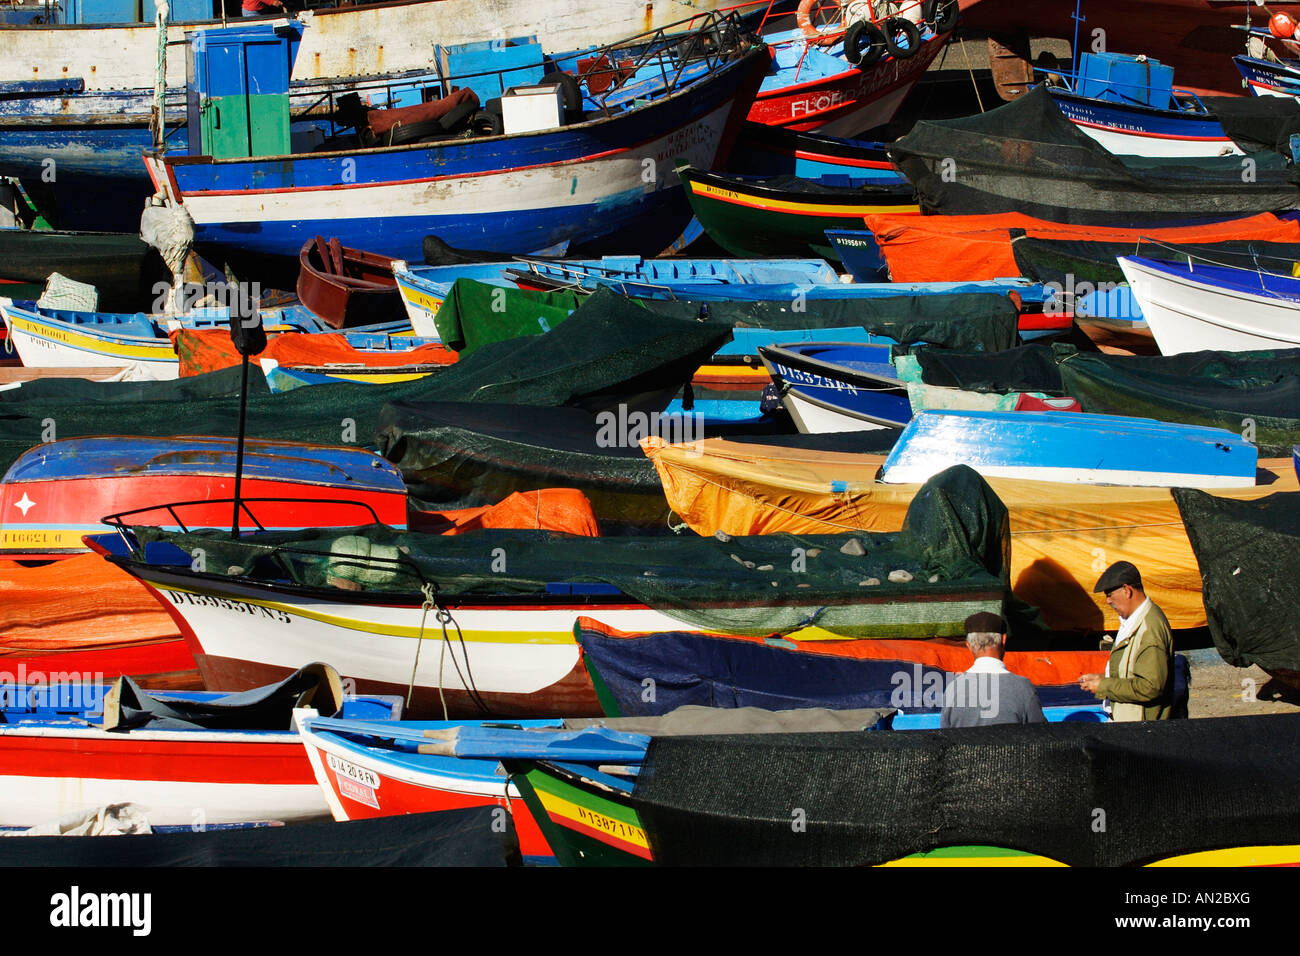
[844,20,887,67]
[922,0,958,33]
[883,17,921,59]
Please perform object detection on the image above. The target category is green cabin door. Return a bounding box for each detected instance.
[193,31,291,159]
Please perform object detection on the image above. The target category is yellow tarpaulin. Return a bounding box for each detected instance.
[642,437,1298,631]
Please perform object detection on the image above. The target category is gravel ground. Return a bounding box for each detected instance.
[1184,648,1300,718]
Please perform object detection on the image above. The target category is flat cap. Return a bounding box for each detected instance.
[1093,560,1142,593]
[964,611,1005,635]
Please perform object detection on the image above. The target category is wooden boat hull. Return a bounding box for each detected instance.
[879,409,1259,488]
[750,28,951,136]
[758,342,911,432]
[729,121,901,181]
[1047,88,1238,159]
[146,27,772,261]
[90,530,1004,717]
[677,165,918,260]
[296,237,404,330]
[296,715,556,864]
[0,687,399,827]
[576,617,1106,717]
[1118,254,1300,353]
[0,436,408,559]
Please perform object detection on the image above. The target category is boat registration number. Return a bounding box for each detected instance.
[327,752,380,790]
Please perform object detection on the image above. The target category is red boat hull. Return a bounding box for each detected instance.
[303,736,554,861]
[749,35,950,135]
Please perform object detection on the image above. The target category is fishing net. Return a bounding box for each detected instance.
[888,86,1300,225]
[629,713,1300,866]
[1173,488,1300,674]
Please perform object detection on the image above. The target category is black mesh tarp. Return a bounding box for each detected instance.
[1173,488,1300,675]
[676,293,1020,353]
[629,713,1300,865]
[0,807,517,867]
[1011,235,1300,288]
[0,288,731,473]
[376,401,669,533]
[914,344,1066,394]
[888,85,1300,225]
[1203,95,1300,156]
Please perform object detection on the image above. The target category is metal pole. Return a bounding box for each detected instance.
[231,353,250,538]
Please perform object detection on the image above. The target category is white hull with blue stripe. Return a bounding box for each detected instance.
[1118,254,1300,354]
[879,410,1259,488]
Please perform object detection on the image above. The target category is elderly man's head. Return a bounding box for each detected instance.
[1093,561,1147,618]
[964,611,1006,659]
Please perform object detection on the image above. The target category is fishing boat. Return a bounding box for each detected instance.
[1044,51,1239,158]
[748,0,956,136]
[888,86,1300,226]
[504,712,1300,866]
[86,467,1010,717]
[728,120,903,180]
[295,713,563,864]
[0,0,745,229]
[0,663,401,827]
[1233,19,1300,98]
[675,165,918,260]
[1118,253,1300,353]
[296,236,405,330]
[0,436,409,560]
[878,409,1259,487]
[143,15,773,263]
[393,259,1038,351]
[757,342,911,431]
[575,617,1107,716]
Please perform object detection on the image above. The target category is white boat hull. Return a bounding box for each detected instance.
[1118,256,1300,354]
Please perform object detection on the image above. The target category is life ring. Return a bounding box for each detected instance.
[844,19,887,67]
[797,0,843,47]
[883,16,921,58]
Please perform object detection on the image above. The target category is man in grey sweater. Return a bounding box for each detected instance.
[940,612,1046,728]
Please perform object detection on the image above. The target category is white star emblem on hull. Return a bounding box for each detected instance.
[14,493,35,517]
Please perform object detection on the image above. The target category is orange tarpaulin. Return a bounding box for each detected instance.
[865,212,1300,283]
[642,436,1300,632]
[172,328,458,378]
[410,489,601,537]
[0,553,181,652]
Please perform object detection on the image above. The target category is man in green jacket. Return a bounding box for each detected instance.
[1078,561,1175,721]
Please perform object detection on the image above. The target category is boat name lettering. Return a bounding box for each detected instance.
[653,121,712,164]
[775,363,859,393]
[787,46,932,119]
[326,752,381,789]
[167,590,292,623]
